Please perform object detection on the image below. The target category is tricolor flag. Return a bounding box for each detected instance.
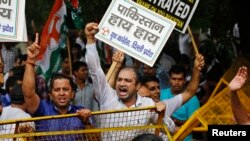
[36,0,83,82]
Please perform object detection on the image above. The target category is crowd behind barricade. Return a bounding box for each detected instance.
[0,21,247,141]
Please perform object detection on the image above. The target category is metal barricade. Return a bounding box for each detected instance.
[0,106,172,141]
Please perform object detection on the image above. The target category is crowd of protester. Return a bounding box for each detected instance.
[0,21,248,141]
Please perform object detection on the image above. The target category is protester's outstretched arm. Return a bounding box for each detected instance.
[229,66,250,125]
[228,66,248,91]
[182,54,204,104]
[108,51,124,89]
[85,22,98,44]
[22,33,41,114]
[85,22,117,105]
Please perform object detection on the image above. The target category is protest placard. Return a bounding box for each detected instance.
[133,0,199,33]
[95,0,176,67]
[0,0,27,42]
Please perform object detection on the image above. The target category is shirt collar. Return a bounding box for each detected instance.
[53,104,72,114]
[118,93,142,108]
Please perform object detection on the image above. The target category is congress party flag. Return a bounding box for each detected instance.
[36,0,84,82]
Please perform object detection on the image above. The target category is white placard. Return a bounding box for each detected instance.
[0,0,27,42]
[95,0,176,67]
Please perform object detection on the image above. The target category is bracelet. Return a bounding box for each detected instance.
[26,60,36,66]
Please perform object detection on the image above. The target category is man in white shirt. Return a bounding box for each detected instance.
[0,84,35,141]
[84,22,204,141]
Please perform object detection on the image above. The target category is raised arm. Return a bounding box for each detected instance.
[22,33,41,114]
[85,22,98,45]
[85,22,117,106]
[181,54,204,104]
[228,66,250,125]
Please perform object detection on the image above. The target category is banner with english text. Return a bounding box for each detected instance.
[95,0,176,67]
[133,0,199,33]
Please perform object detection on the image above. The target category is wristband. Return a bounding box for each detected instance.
[26,60,36,66]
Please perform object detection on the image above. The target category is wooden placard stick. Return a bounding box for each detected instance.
[0,53,4,84]
[66,37,73,77]
[187,26,199,55]
[106,61,118,81]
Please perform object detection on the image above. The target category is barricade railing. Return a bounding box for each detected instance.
[0,106,173,141]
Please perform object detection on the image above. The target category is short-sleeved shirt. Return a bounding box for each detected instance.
[33,100,97,141]
[161,88,200,121]
[0,106,35,141]
[33,100,86,132]
[161,88,200,141]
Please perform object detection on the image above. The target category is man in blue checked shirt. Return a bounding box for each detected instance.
[22,33,95,140]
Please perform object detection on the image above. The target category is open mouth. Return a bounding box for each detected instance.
[58,97,66,103]
[118,88,127,96]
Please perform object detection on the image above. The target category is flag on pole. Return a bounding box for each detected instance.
[36,0,84,82]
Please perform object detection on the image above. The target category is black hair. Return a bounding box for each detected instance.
[20,54,27,62]
[5,76,22,94]
[72,43,82,50]
[10,84,24,104]
[169,64,187,78]
[15,54,27,65]
[49,73,77,93]
[71,43,84,62]
[10,66,25,78]
[60,49,69,61]
[72,61,87,72]
[132,133,163,141]
[141,76,159,85]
